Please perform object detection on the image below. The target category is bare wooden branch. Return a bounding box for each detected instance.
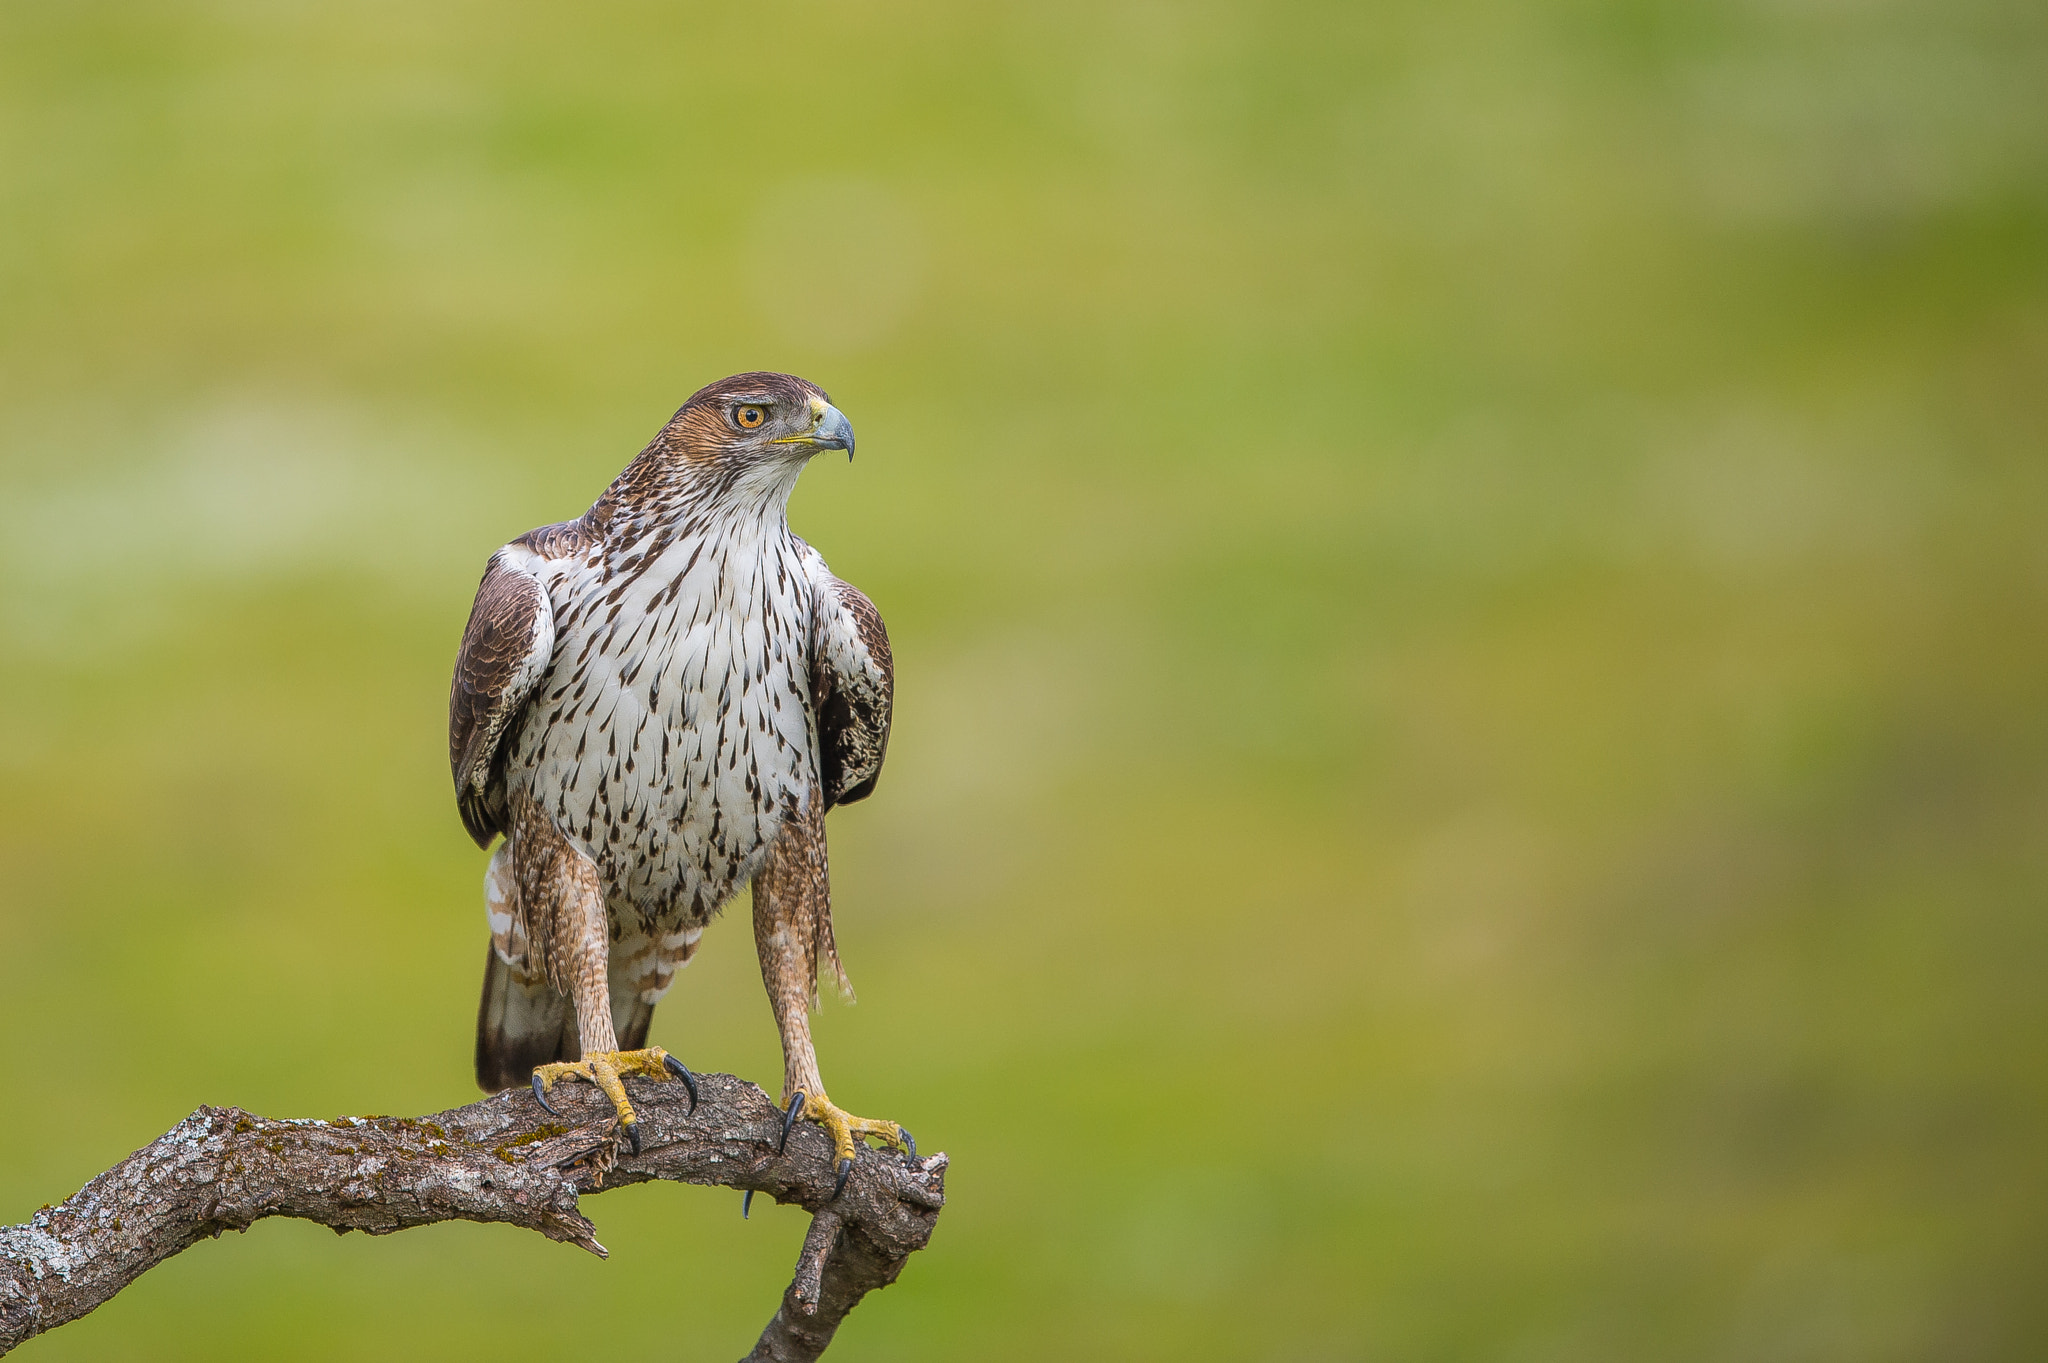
[0,1071,945,1360]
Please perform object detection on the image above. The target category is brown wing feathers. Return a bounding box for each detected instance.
[449,555,556,847]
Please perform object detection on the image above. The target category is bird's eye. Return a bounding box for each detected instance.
[735,405,766,430]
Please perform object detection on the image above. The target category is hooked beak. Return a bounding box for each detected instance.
[812,403,855,460]
[773,401,855,461]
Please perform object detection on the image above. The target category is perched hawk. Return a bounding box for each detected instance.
[449,372,904,1181]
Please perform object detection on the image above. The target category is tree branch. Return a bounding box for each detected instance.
[0,1072,945,1360]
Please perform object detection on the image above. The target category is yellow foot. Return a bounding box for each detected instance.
[778,1089,913,1198]
[531,1047,698,1153]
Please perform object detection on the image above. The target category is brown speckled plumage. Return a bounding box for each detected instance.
[450,373,890,1099]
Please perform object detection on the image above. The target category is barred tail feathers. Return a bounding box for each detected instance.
[474,944,576,1092]
[617,996,655,1053]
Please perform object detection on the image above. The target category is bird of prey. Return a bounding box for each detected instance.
[449,372,906,1184]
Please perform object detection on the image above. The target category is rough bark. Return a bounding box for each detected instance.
[0,1071,945,1360]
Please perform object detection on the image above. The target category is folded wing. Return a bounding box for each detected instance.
[449,548,557,847]
[807,560,894,810]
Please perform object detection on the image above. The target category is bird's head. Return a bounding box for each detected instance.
[660,372,855,474]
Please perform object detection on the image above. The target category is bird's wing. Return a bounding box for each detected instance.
[803,549,894,810]
[449,544,557,847]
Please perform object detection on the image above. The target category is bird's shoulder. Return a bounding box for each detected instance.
[793,538,889,672]
[507,514,604,570]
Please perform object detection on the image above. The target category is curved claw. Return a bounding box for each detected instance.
[531,1072,557,1115]
[779,1091,806,1154]
[901,1128,916,1161]
[832,1157,852,1201]
[662,1054,700,1113]
[624,1120,642,1156]
[742,1189,754,1220]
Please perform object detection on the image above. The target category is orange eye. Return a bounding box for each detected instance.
[735,405,766,430]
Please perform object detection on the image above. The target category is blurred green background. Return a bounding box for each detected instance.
[3,0,2045,1358]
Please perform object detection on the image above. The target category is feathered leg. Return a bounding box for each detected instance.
[512,798,696,1149]
[753,786,908,1190]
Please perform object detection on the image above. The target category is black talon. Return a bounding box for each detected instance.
[901,1129,916,1161]
[832,1157,852,1201]
[662,1054,699,1113]
[624,1120,641,1156]
[531,1073,557,1115]
[742,1189,754,1219]
[778,1091,806,1154]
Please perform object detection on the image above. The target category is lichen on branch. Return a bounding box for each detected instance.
[0,1071,944,1362]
